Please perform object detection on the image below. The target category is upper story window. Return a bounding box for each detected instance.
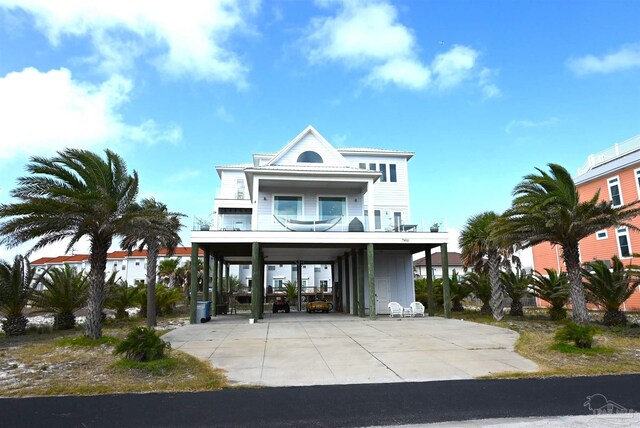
[374,210,381,230]
[359,163,366,169]
[380,164,387,182]
[268,265,275,271]
[297,151,323,163]
[608,176,622,207]
[616,227,632,258]
[389,164,397,182]
[635,168,640,200]
[274,196,302,218]
[369,163,376,171]
[319,197,346,220]
[595,230,608,240]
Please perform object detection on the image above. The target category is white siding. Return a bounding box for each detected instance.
[218,170,247,200]
[275,132,347,166]
[363,250,413,312]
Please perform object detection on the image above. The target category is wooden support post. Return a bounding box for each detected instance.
[351,250,358,316]
[343,254,350,314]
[212,257,218,316]
[259,252,265,318]
[426,248,435,317]
[358,248,365,317]
[336,257,343,312]
[367,243,376,320]
[441,243,451,319]
[217,258,224,303]
[251,242,260,320]
[296,261,303,312]
[189,244,198,324]
[203,248,210,302]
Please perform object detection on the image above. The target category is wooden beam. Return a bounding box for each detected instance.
[189,244,198,324]
[203,247,210,302]
[441,243,451,319]
[426,248,435,316]
[358,248,365,317]
[368,243,376,320]
[251,242,260,320]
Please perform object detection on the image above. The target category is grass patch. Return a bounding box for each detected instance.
[550,342,614,355]
[55,336,120,348]
[113,357,178,375]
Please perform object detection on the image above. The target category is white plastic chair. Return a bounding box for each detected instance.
[410,301,425,317]
[388,302,403,318]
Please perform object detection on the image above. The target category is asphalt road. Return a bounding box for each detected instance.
[1,375,639,427]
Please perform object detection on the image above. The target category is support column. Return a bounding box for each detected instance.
[426,248,435,316]
[212,257,218,316]
[259,252,265,318]
[189,244,198,324]
[367,243,376,320]
[296,261,303,312]
[351,250,358,316]
[344,253,351,314]
[358,248,365,317]
[225,262,230,309]
[203,248,210,302]
[251,242,260,320]
[441,243,451,319]
[217,258,224,315]
[337,257,343,312]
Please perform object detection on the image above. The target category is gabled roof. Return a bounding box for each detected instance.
[338,148,414,159]
[413,252,463,267]
[265,125,350,167]
[30,247,203,265]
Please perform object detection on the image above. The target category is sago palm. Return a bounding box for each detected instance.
[530,268,570,321]
[460,212,516,320]
[158,258,180,288]
[448,271,472,312]
[463,271,492,315]
[0,149,148,339]
[500,269,531,317]
[0,255,44,335]
[582,256,640,326]
[496,163,640,325]
[31,265,89,329]
[105,277,140,320]
[121,198,183,326]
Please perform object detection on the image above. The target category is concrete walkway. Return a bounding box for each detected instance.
[163,312,538,386]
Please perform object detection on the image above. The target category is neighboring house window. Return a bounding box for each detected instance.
[247,279,252,291]
[292,265,297,271]
[320,280,328,291]
[595,230,608,240]
[608,176,622,207]
[394,212,402,229]
[268,265,275,271]
[359,163,366,169]
[273,279,283,290]
[314,266,321,272]
[121,265,126,271]
[135,262,140,266]
[274,196,302,218]
[297,151,323,163]
[374,210,381,230]
[380,164,387,182]
[616,227,632,258]
[369,163,376,171]
[390,164,397,182]
[319,197,346,220]
[242,264,250,269]
[324,265,328,269]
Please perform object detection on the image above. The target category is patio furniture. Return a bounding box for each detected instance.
[388,302,403,318]
[410,301,425,317]
[403,307,413,317]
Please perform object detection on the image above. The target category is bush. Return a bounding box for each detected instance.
[555,322,599,349]
[114,326,170,362]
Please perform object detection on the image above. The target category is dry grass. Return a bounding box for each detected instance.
[449,308,640,379]
[0,320,227,397]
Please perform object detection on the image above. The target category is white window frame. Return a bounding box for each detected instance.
[273,194,304,222]
[595,230,608,240]
[615,227,632,258]
[317,195,348,221]
[607,176,623,207]
[635,168,640,200]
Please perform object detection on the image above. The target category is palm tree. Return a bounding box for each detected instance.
[158,258,180,287]
[496,163,640,325]
[0,255,43,335]
[121,198,183,327]
[500,269,531,317]
[463,271,492,315]
[530,268,570,321]
[105,277,140,320]
[0,149,147,339]
[448,271,471,312]
[582,256,640,326]
[31,265,89,329]
[460,212,516,321]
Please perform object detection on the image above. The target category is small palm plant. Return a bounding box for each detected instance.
[582,256,640,326]
[448,271,472,312]
[31,265,89,329]
[0,255,43,335]
[500,269,531,317]
[155,284,184,315]
[114,326,170,362]
[105,277,140,320]
[530,268,570,321]
[283,280,297,304]
[464,271,492,315]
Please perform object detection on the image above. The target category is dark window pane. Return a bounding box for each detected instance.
[375,210,381,230]
[297,151,323,163]
[359,163,366,169]
[369,163,376,171]
[610,184,621,206]
[619,234,631,257]
[380,164,387,182]
[390,164,397,182]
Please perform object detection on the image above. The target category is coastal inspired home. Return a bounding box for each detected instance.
[531,135,640,310]
[190,125,450,322]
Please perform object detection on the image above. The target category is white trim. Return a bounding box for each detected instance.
[615,227,632,258]
[634,168,640,200]
[595,230,608,240]
[607,175,623,207]
[272,194,304,223]
[316,195,348,220]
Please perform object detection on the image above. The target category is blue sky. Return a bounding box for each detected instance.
[1,0,639,259]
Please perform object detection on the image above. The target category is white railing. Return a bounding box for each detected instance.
[577,135,640,176]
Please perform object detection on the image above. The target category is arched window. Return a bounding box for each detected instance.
[297,151,323,163]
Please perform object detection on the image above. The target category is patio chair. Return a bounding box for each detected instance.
[388,301,403,318]
[410,301,425,317]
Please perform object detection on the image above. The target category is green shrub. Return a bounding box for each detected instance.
[555,322,599,349]
[114,326,170,361]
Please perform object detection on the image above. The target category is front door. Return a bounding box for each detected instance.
[375,277,390,314]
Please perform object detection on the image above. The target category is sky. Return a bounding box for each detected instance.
[0,0,639,261]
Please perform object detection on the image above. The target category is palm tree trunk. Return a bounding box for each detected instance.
[488,251,504,321]
[86,235,111,339]
[562,243,591,325]
[147,241,159,327]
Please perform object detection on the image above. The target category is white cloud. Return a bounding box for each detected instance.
[0,67,181,160]
[215,106,235,123]
[478,67,501,99]
[0,0,258,86]
[505,117,559,134]
[567,43,640,75]
[305,0,496,94]
[165,169,203,183]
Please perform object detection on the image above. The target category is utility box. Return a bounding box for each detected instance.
[197,300,212,323]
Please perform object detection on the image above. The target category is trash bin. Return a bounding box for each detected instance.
[197,300,212,323]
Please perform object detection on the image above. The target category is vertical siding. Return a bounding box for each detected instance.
[276,132,346,166]
[368,250,413,309]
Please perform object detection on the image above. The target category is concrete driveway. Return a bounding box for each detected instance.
[163,313,538,387]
